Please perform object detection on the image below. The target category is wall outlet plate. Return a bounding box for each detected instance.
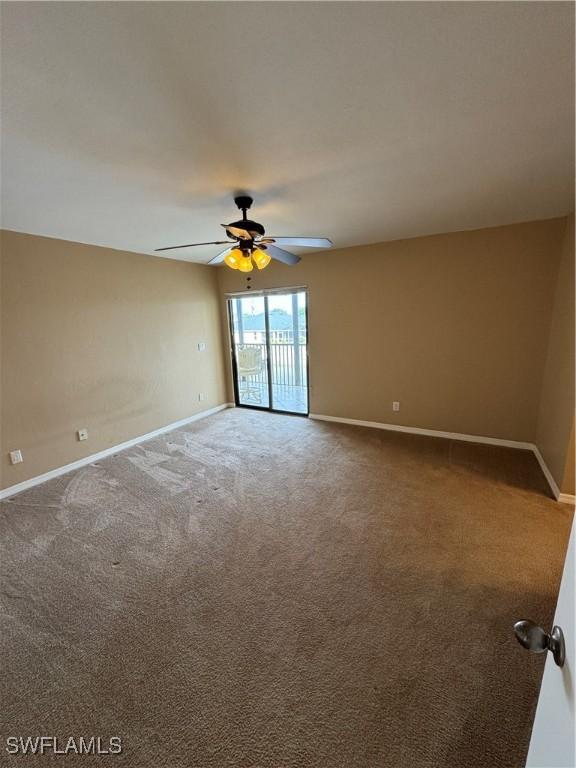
[77,428,88,441]
[198,393,205,402]
[393,401,400,412]
[9,450,23,465]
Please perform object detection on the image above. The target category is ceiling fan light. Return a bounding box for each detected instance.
[237,253,253,273]
[252,249,272,270]
[224,248,242,270]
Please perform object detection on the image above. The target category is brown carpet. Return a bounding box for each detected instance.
[0,408,572,767]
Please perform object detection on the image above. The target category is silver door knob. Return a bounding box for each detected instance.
[514,620,565,667]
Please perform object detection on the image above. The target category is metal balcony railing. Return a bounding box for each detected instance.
[235,340,307,388]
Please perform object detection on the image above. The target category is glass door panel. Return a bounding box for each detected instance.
[267,291,308,414]
[230,296,270,409]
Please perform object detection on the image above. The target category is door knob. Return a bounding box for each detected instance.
[513,620,565,667]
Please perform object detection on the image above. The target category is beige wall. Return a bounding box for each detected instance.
[1,231,227,489]
[218,218,568,444]
[535,216,575,495]
[3,217,572,495]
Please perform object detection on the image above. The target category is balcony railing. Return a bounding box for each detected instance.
[235,339,307,388]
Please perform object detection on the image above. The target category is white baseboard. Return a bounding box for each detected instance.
[309,413,533,450]
[530,449,575,505]
[0,403,234,501]
[3,404,572,507]
[531,445,561,500]
[309,412,573,504]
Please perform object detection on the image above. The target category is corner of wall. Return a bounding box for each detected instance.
[535,214,575,496]
[215,267,235,404]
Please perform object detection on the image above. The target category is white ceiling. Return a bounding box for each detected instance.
[2,2,574,263]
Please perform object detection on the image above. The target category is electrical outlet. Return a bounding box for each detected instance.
[197,342,207,352]
[77,428,88,441]
[9,450,23,465]
[392,401,400,412]
[198,393,206,402]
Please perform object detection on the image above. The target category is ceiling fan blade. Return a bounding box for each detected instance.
[262,243,301,266]
[155,240,232,252]
[208,246,234,265]
[221,224,253,240]
[262,237,332,248]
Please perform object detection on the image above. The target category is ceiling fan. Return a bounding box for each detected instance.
[155,195,332,272]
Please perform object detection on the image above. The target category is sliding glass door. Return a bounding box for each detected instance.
[228,290,308,415]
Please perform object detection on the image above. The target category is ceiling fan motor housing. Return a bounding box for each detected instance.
[226,219,265,238]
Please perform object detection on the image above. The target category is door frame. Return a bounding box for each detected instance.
[226,287,310,417]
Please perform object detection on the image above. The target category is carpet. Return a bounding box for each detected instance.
[0,408,572,767]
